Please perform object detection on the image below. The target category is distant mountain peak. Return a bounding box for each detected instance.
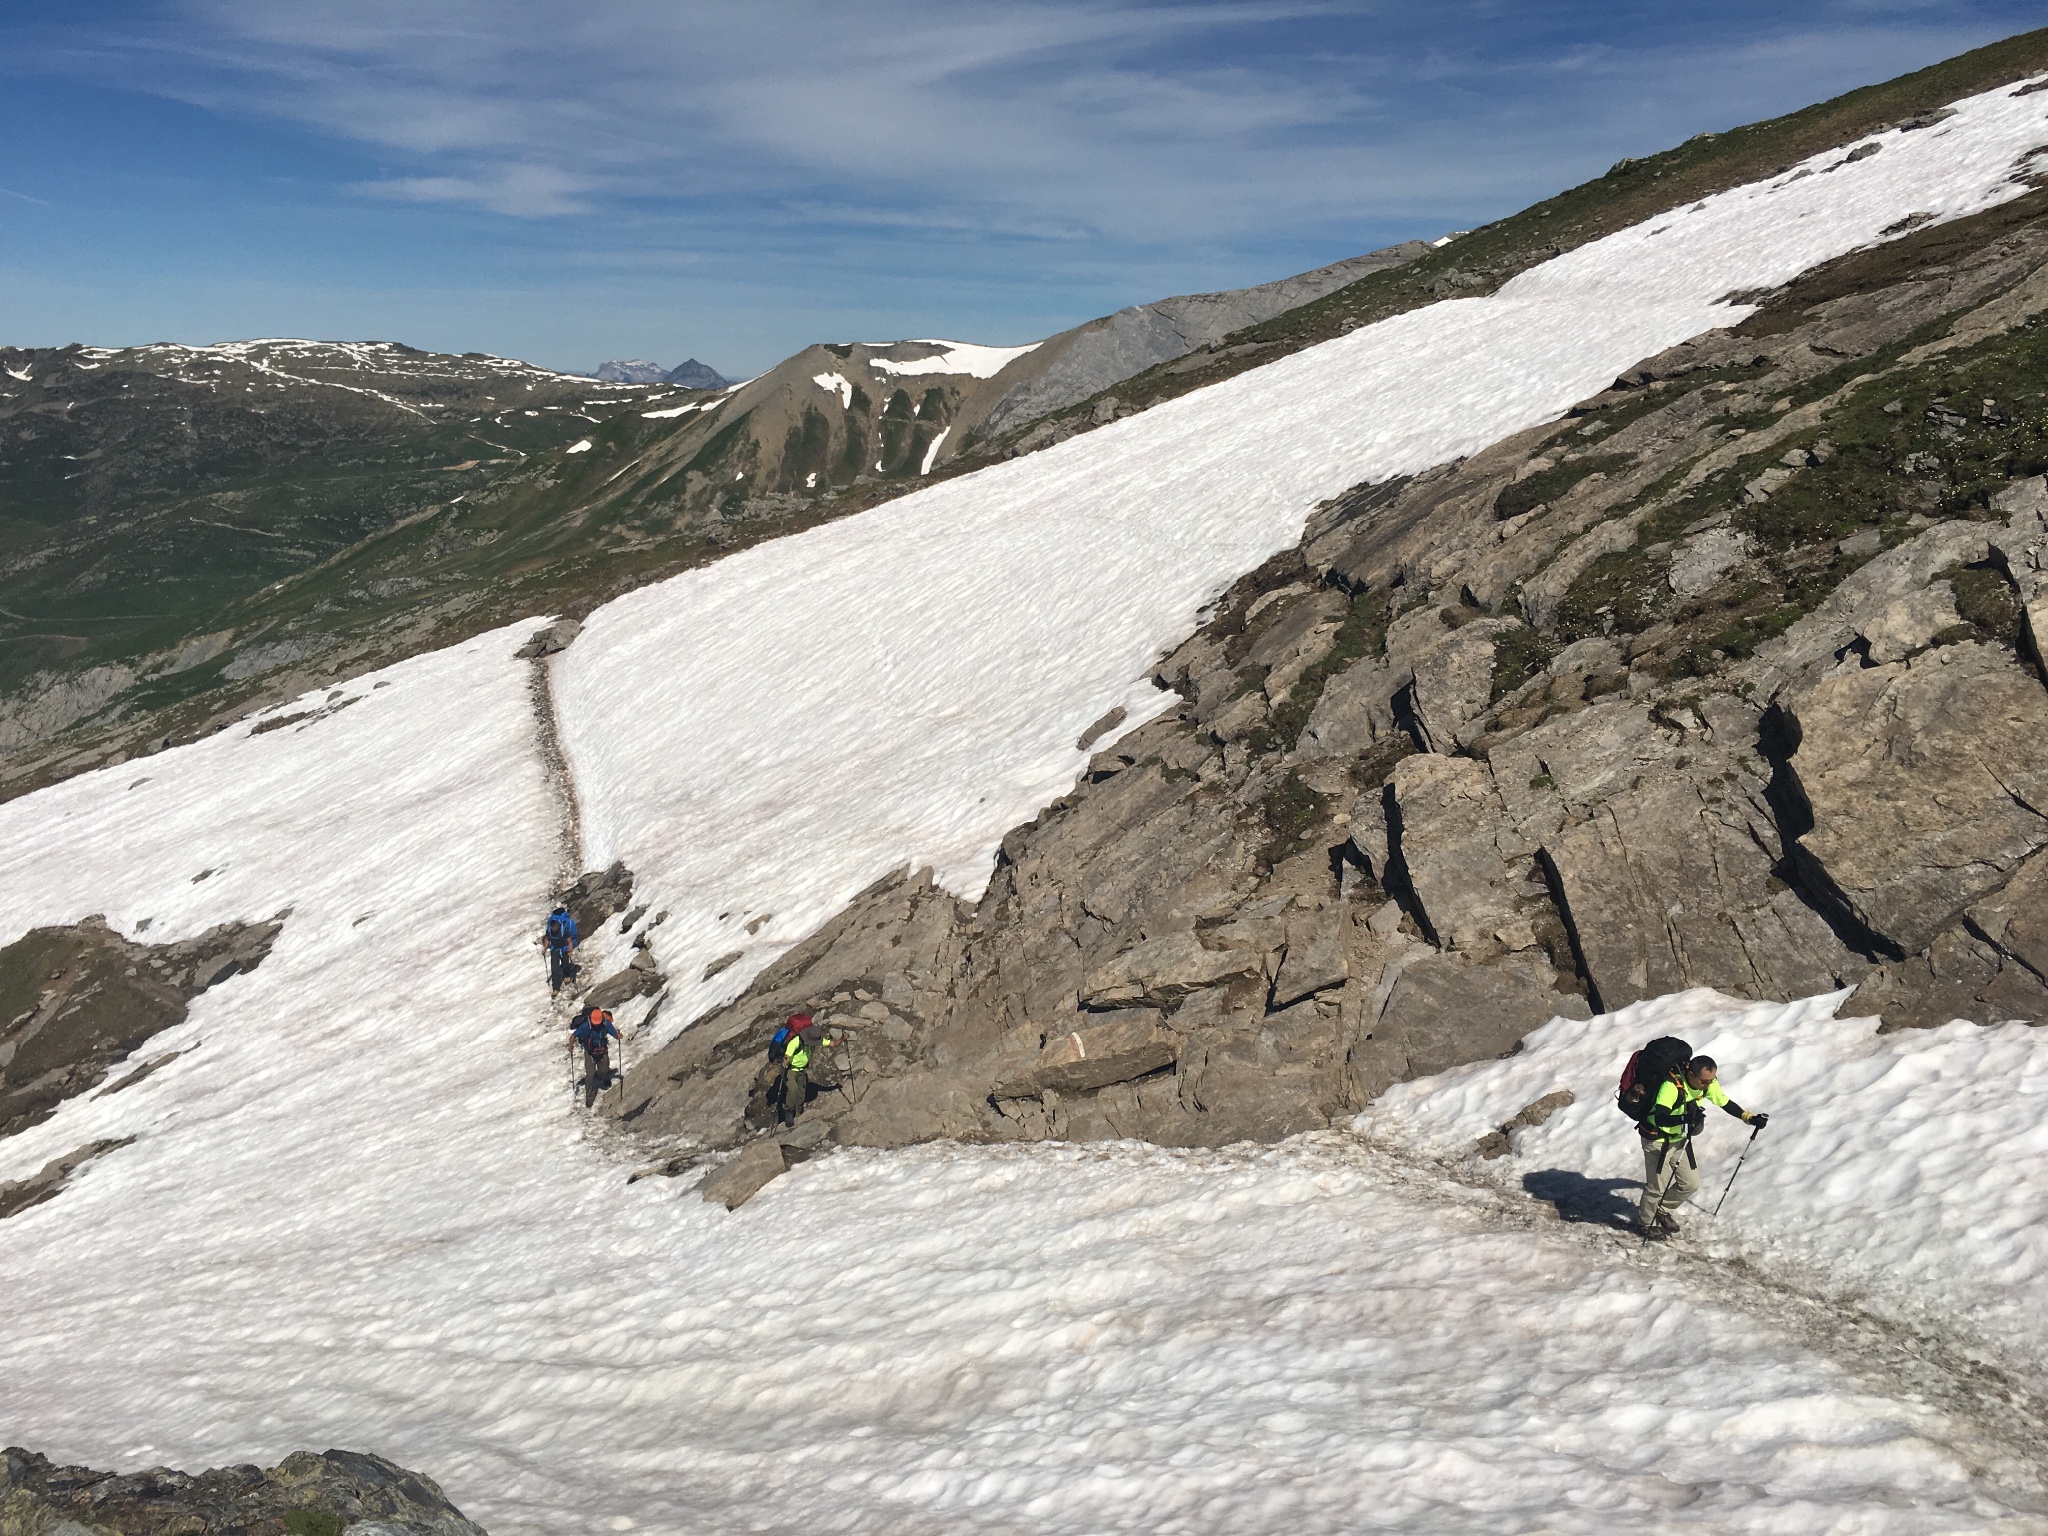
[593,358,666,384]
[665,358,732,390]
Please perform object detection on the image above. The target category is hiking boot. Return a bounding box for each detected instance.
[1655,1211,1683,1235]
[1634,1220,1669,1242]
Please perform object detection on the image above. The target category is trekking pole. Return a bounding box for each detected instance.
[1712,1125,1762,1217]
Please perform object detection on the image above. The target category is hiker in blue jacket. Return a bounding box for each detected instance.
[543,904,580,994]
[571,1005,619,1103]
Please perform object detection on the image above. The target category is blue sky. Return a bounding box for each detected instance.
[1,1,2042,376]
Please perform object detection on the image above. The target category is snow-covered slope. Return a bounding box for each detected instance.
[1364,988,2048,1382]
[5,69,2048,1536]
[559,77,2048,1044]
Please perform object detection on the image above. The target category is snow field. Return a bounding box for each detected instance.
[2,643,2044,1533]
[559,73,2048,1049]
[1362,988,2048,1382]
[864,339,1044,377]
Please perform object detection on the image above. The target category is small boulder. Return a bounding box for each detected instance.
[516,617,583,659]
[697,1138,789,1209]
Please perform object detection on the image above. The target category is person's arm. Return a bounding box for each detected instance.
[1708,1080,1764,1122]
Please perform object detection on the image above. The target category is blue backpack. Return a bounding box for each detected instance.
[545,910,576,948]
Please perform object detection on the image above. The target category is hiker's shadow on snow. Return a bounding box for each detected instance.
[1522,1169,1638,1229]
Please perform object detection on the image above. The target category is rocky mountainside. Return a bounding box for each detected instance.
[0,1445,487,1536]
[619,127,2048,1190]
[664,359,732,390]
[592,358,667,383]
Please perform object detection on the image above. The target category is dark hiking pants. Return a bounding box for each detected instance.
[583,1043,612,1105]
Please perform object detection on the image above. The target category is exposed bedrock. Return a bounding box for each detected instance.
[627,190,2048,1195]
[1,912,286,1143]
[0,1444,488,1536]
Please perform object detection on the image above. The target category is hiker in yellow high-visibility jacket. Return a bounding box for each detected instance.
[777,1017,835,1127]
[1637,1055,1767,1240]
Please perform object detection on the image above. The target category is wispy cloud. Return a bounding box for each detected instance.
[0,185,51,205]
[353,163,595,217]
[0,0,2035,371]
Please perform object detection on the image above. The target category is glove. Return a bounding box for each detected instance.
[1749,1112,1769,1130]
[1685,1105,1705,1135]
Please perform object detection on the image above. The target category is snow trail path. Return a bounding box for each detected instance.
[1335,1128,2048,1508]
[526,649,583,889]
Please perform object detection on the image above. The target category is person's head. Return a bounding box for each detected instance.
[553,904,568,915]
[595,1009,612,1026]
[1685,1055,1718,1088]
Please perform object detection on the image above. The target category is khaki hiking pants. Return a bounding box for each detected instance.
[1638,1138,1698,1228]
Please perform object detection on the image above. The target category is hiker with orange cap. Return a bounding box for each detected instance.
[571,1004,620,1104]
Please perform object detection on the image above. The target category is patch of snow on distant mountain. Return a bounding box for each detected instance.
[866,339,1042,378]
[812,371,854,407]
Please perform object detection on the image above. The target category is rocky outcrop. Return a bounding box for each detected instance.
[514,618,581,659]
[559,863,634,947]
[1779,641,2048,956]
[614,180,2048,1176]
[0,1137,133,1220]
[2,914,286,1140]
[0,1445,486,1536]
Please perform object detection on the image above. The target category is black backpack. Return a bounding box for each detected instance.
[1617,1036,1692,1125]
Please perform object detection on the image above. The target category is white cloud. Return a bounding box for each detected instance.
[353,163,594,217]
[11,1,2025,242]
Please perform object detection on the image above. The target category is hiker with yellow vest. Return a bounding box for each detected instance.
[773,1012,835,1128]
[1636,1052,1767,1240]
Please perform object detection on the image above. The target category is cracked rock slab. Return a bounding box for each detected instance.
[1786,641,2048,955]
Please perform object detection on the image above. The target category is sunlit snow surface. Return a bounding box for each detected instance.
[863,339,1044,377]
[5,77,2048,1536]
[1365,988,2048,1380]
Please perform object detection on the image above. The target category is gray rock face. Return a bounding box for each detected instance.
[515,618,582,659]
[0,664,138,755]
[663,358,733,389]
[560,862,635,946]
[0,1445,487,1536]
[2,913,286,1142]
[995,1012,1176,1097]
[697,1138,789,1209]
[980,242,1431,437]
[1783,642,2048,956]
